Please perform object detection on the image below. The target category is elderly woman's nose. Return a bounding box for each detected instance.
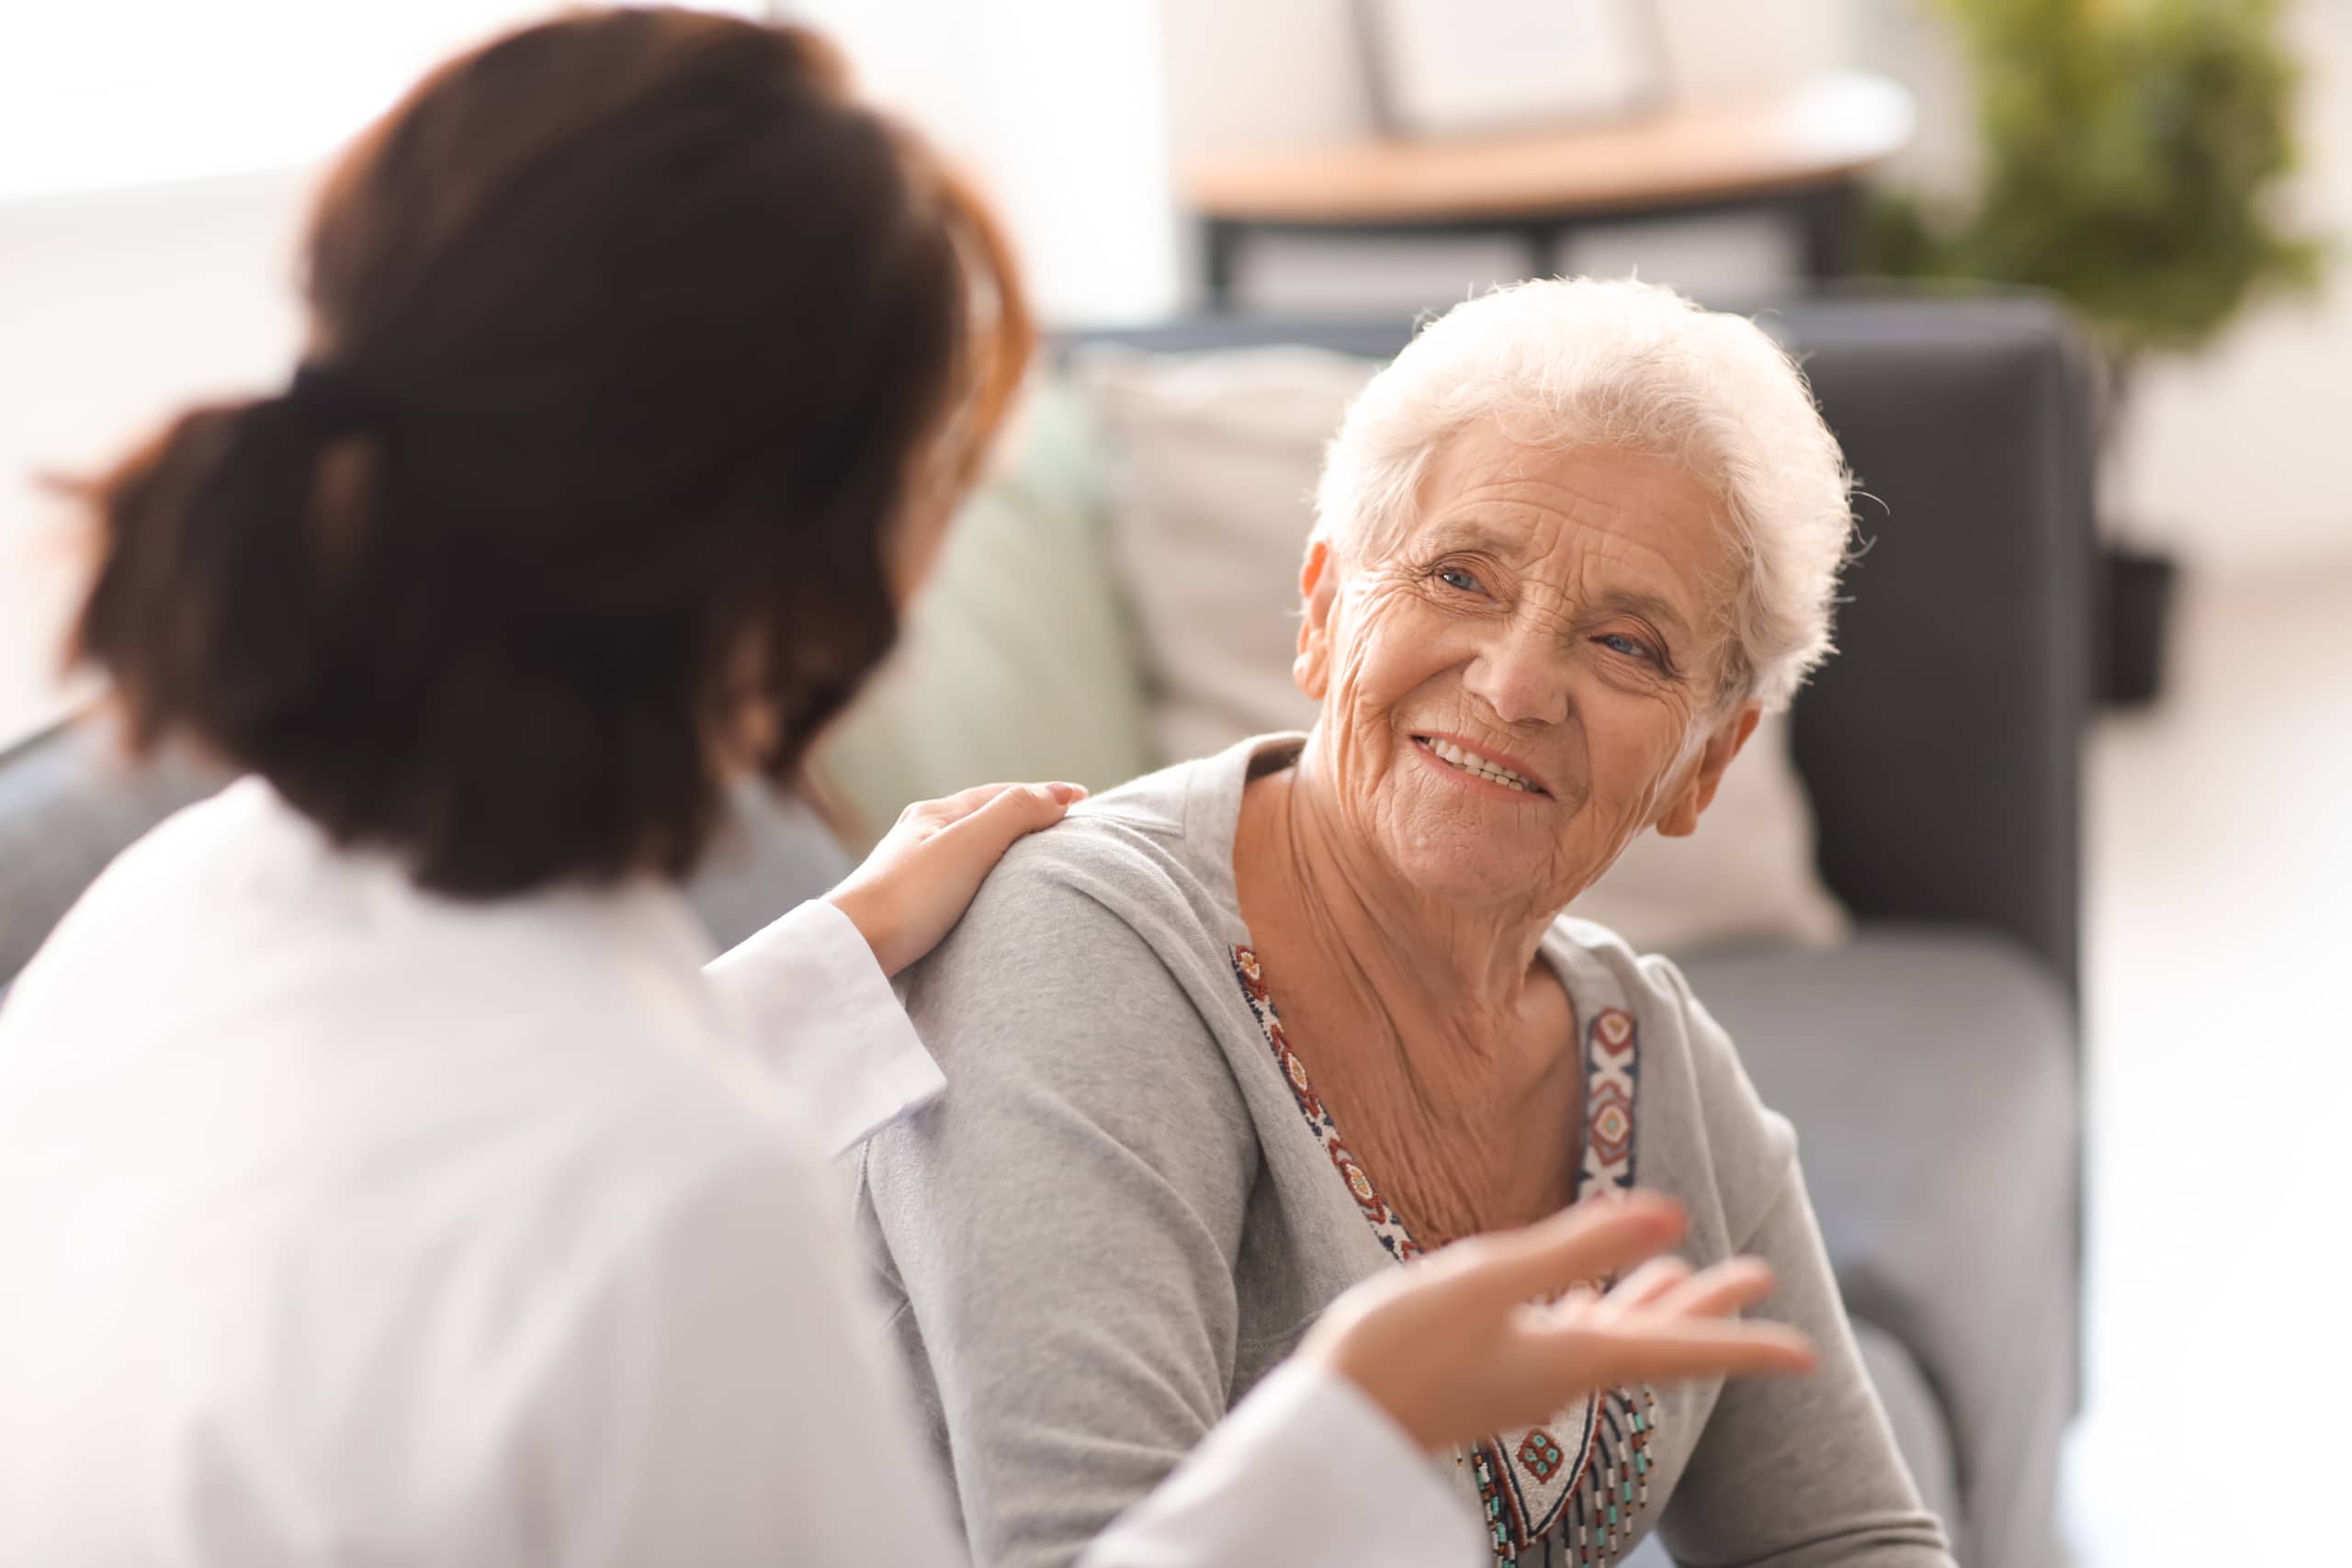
[1463,639,1570,726]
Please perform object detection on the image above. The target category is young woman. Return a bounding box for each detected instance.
[0,12,1814,1566]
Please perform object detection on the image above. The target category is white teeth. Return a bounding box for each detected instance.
[1422,738,1535,793]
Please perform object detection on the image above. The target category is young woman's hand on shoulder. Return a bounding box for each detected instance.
[827,782,1087,976]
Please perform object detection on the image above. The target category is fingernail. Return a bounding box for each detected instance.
[1050,783,1087,804]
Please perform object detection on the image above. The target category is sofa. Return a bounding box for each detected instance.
[0,293,2090,1568]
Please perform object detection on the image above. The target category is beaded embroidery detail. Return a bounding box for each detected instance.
[1230,945,1657,1566]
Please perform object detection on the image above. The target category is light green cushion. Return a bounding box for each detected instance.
[814,376,1156,846]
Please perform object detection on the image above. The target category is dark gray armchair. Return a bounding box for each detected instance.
[1069,296,2093,1568]
[1681,297,2090,1568]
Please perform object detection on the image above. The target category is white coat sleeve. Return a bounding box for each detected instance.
[704,898,944,1156]
[698,909,1481,1568]
[1081,1359,1486,1568]
[547,1133,1482,1568]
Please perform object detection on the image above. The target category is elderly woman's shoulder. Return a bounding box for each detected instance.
[1547,913,1800,1192]
[912,755,1240,993]
[893,760,1254,1122]
[973,765,1212,911]
[1548,913,1710,1016]
[1549,912,1751,1061]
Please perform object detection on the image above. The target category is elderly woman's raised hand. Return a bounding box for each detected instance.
[1297,1192,1817,1454]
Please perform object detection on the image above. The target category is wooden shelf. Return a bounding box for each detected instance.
[1180,73,1915,226]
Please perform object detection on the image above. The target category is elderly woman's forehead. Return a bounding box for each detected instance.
[1408,426,1727,546]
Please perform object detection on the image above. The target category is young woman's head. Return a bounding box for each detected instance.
[73,6,1031,897]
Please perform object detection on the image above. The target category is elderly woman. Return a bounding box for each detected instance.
[855,278,1951,1568]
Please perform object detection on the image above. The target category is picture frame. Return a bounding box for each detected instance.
[1354,0,1668,140]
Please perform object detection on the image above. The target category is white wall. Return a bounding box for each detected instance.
[786,0,1180,323]
[2110,0,2352,567]
[0,170,314,739]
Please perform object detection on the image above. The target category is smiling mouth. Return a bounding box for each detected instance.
[1410,735,1551,796]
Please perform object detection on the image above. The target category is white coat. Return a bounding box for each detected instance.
[0,779,1478,1566]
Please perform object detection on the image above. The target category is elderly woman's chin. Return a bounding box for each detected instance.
[1371,729,1607,913]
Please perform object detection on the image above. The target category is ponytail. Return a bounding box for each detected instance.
[74,382,373,761]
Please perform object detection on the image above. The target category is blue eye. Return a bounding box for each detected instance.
[1599,633,1653,660]
[1438,566,1484,593]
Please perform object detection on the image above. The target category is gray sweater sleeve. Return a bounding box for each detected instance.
[1652,972,1955,1568]
[1657,1165,1954,1567]
[858,859,1263,1568]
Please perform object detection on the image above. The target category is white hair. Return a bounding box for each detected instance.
[1312,277,1855,713]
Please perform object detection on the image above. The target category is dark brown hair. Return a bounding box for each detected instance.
[70,6,1032,897]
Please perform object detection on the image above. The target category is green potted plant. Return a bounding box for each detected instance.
[1868,0,2325,705]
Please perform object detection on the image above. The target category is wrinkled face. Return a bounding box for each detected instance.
[1297,421,1761,915]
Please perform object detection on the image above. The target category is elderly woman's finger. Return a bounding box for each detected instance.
[1436,1194,1686,1309]
[1645,1257,1778,1322]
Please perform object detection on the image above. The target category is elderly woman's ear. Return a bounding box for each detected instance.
[1293,536,1340,701]
[1653,702,1764,838]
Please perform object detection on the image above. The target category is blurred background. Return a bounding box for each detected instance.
[3,4,2346,1565]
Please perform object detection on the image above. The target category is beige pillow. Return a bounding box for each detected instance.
[1077,344,1847,955]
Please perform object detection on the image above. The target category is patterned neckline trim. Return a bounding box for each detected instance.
[1227,942,1657,1567]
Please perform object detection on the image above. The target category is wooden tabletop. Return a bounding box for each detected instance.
[1180,73,1915,226]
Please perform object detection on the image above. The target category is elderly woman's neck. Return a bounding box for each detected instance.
[1234,754,1568,1088]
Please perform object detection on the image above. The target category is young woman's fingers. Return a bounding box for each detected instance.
[910,782,1026,828]
[1646,1257,1778,1322]
[1516,1281,1600,1334]
[940,780,1081,847]
[906,779,1087,832]
[1555,1318,1819,1387]
[1430,1195,1686,1310]
[1595,1254,1694,1317]
[907,785,1080,897]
